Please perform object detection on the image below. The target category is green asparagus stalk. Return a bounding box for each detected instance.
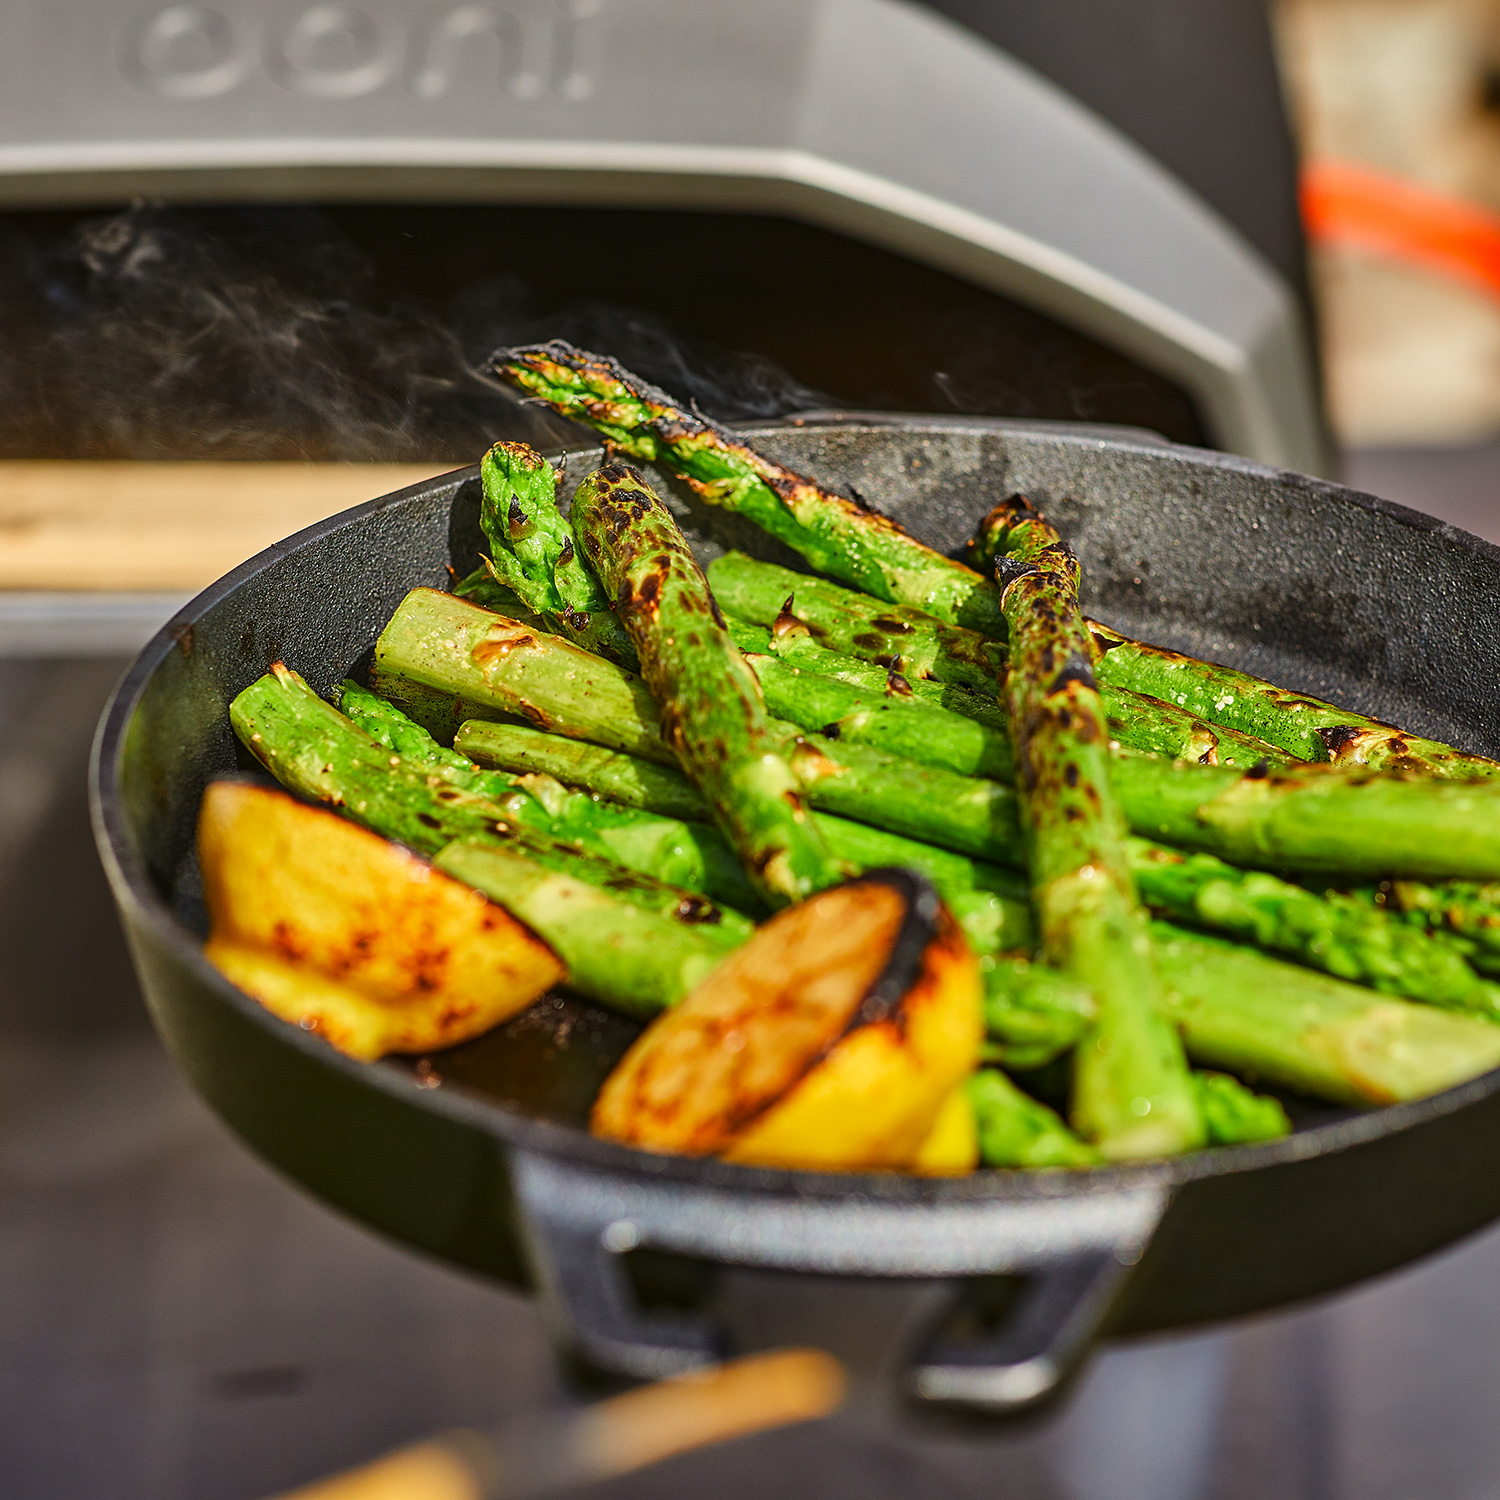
[451,565,535,617]
[1193,1072,1291,1144]
[709,550,1003,691]
[338,680,766,916]
[456,716,708,820]
[230,665,755,951]
[980,956,1097,1071]
[745,650,1013,779]
[473,441,638,668]
[488,340,1007,632]
[709,553,1288,768]
[1087,621,1500,778]
[967,1069,1099,1169]
[374,588,667,758]
[1111,754,1500,882]
[1153,922,1500,1104]
[727,614,1011,729]
[433,838,729,1017]
[1380,880,1500,975]
[571,462,848,906]
[453,718,1036,955]
[1129,840,1500,1019]
[991,496,1203,1159]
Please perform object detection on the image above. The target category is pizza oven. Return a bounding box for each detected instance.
[0,0,1329,477]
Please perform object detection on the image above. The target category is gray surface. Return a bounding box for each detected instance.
[1344,445,1500,545]
[0,0,1325,472]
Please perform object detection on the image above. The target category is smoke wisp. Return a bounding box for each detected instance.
[0,203,826,462]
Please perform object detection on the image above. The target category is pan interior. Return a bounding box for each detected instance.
[110,418,1500,1141]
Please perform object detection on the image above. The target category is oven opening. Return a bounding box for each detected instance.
[0,201,1208,463]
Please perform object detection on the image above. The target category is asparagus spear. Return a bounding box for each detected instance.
[571,462,848,906]
[1153,923,1500,1104]
[473,440,638,668]
[710,554,1288,768]
[488,340,1006,633]
[1088,622,1500,779]
[1380,880,1500,975]
[1130,841,1500,1019]
[230,665,755,948]
[745,650,1013,779]
[967,1070,1099,1169]
[434,839,729,1017]
[1193,1072,1291,1144]
[339,680,766,916]
[991,496,1203,1159]
[1111,754,1500,882]
[980,956,1097,1071]
[453,718,1036,955]
[709,550,1003,692]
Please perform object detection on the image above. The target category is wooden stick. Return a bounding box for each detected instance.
[0,462,455,591]
[267,1348,846,1500]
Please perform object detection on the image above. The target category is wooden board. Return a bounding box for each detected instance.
[0,462,456,591]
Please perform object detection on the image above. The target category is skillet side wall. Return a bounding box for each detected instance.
[98,421,1500,1339]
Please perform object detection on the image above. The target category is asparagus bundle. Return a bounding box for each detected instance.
[339,680,765,916]
[376,587,1500,884]
[708,553,1289,768]
[465,440,637,667]
[454,718,1035,949]
[571,463,847,906]
[228,670,1500,1128]
[377,587,1032,866]
[990,495,1202,1159]
[208,348,1500,1172]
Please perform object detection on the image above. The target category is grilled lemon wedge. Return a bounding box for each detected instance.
[591,869,982,1170]
[199,780,562,1060]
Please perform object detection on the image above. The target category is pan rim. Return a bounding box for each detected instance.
[87,412,1500,1208]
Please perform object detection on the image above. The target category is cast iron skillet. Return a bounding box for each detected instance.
[90,415,1500,1418]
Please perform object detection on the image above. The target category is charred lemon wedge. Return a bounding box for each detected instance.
[591,869,982,1170]
[198,780,563,1061]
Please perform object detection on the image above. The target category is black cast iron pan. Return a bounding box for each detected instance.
[89,415,1500,1418]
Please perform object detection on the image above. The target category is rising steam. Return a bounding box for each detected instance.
[0,203,826,462]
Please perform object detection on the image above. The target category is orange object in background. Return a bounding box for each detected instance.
[1301,158,1500,302]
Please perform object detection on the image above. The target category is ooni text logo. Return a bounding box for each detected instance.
[124,1,600,101]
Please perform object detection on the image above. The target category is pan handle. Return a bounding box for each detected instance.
[904,1242,1140,1414]
[509,1148,1166,1405]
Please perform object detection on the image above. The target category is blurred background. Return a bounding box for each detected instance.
[4,1,1500,1496]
